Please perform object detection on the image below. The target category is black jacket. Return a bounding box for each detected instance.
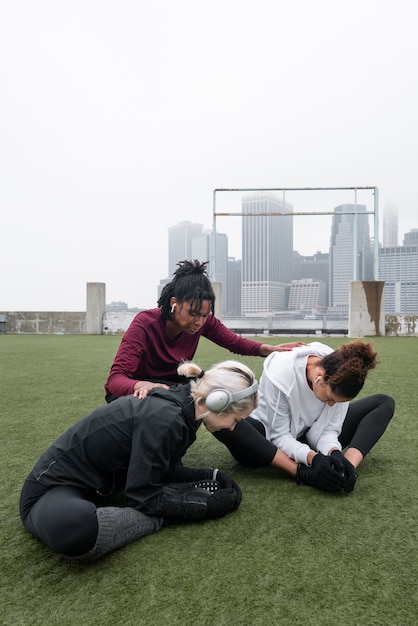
[30,385,213,520]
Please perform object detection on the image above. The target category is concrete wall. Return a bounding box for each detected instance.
[103,311,137,335]
[2,310,416,336]
[349,281,385,337]
[1,276,416,336]
[86,282,106,335]
[385,314,418,336]
[0,311,86,334]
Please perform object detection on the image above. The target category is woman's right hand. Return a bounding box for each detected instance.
[296,452,346,492]
[133,381,170,399]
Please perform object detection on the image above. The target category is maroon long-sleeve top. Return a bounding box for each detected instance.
[105,308,264,398]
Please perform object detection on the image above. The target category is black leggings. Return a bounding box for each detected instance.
[20,476,99,557]
[213,394,395,468]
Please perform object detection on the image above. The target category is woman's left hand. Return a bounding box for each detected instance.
[331,450,357,493]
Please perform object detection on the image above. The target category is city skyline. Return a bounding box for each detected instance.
[70,207,418,314]
[152,199,417,317]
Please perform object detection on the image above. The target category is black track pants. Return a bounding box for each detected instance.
[20,477,99,556]
[214,393,395,468]
[213,417,275,467]
[339,393,395,457]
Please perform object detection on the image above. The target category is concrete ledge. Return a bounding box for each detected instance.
[0,311,416,337]
[226,327,348,337]
[0,312,86,334]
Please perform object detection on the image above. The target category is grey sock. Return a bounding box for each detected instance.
[65,507,163,563]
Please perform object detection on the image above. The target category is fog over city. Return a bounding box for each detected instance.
[1,1,417,311]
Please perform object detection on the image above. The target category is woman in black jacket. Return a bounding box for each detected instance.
[20,359,258,562]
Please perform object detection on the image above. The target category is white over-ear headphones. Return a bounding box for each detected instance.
[205,380,258,414]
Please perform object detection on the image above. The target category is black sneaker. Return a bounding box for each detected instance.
[192,479,221,494]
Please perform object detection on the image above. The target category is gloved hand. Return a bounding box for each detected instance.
[331,450,357,493]
[205,487,242,519]
[296,452,346,492]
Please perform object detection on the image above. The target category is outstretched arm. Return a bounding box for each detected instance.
[271,447,298,476]
[259,341,307,355]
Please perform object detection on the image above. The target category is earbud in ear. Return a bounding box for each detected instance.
[170,303,176,313]
[314,376,322,384]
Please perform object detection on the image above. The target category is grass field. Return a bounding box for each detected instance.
[1,334,417,626]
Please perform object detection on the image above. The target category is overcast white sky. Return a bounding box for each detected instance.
[1,0,417,311]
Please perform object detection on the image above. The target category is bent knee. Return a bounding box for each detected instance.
[377,393,395,412]
[370,393,395,420]
[42,505,98,556]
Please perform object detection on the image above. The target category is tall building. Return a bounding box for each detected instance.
[225,257,242,316]
[329,204,373,313]
[192,229,228,315]
[168,221,203,276]
[161,220,231,316]
[403,228,418,246]
[241,194,293,316]
[379,229,418,314]
[293,251,329,305]
[382,203,398,247]
[288,278,326,312]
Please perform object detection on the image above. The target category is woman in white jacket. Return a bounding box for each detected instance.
[214,341,394,493]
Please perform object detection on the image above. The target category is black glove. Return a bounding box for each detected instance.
[296,452,346,492]
[331,450,357,493]
[205,487,242,519]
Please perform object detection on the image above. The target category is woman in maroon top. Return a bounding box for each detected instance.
[105,260,304,402]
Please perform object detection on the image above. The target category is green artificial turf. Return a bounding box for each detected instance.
[1,335,417,625]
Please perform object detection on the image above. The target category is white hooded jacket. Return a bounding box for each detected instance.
[250,342,349,465]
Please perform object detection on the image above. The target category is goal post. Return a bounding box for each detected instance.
[211,186,379,283]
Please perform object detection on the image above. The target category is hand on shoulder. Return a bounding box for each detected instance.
[261,341,307,355]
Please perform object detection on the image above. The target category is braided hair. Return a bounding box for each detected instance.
[319,341,378,399]
[158,260,216,321]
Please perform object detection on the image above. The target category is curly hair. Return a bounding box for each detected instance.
[157,260,216,321]
[177,359,258,416]
[319,341,378,399]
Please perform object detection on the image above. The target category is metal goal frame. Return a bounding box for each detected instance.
[211,186,379,282]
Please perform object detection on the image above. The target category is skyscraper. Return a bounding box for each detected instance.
[382,203,398,247]
[329,204,373,312]
[192,229,228,315]
[241,194,293,315]
[288,278,326,312]
[168,221,203,276]
[403,228,418,246]
[225,257,242,316]
[293,251,329,305]
[162,220,231,316]
[379,229,418,314]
